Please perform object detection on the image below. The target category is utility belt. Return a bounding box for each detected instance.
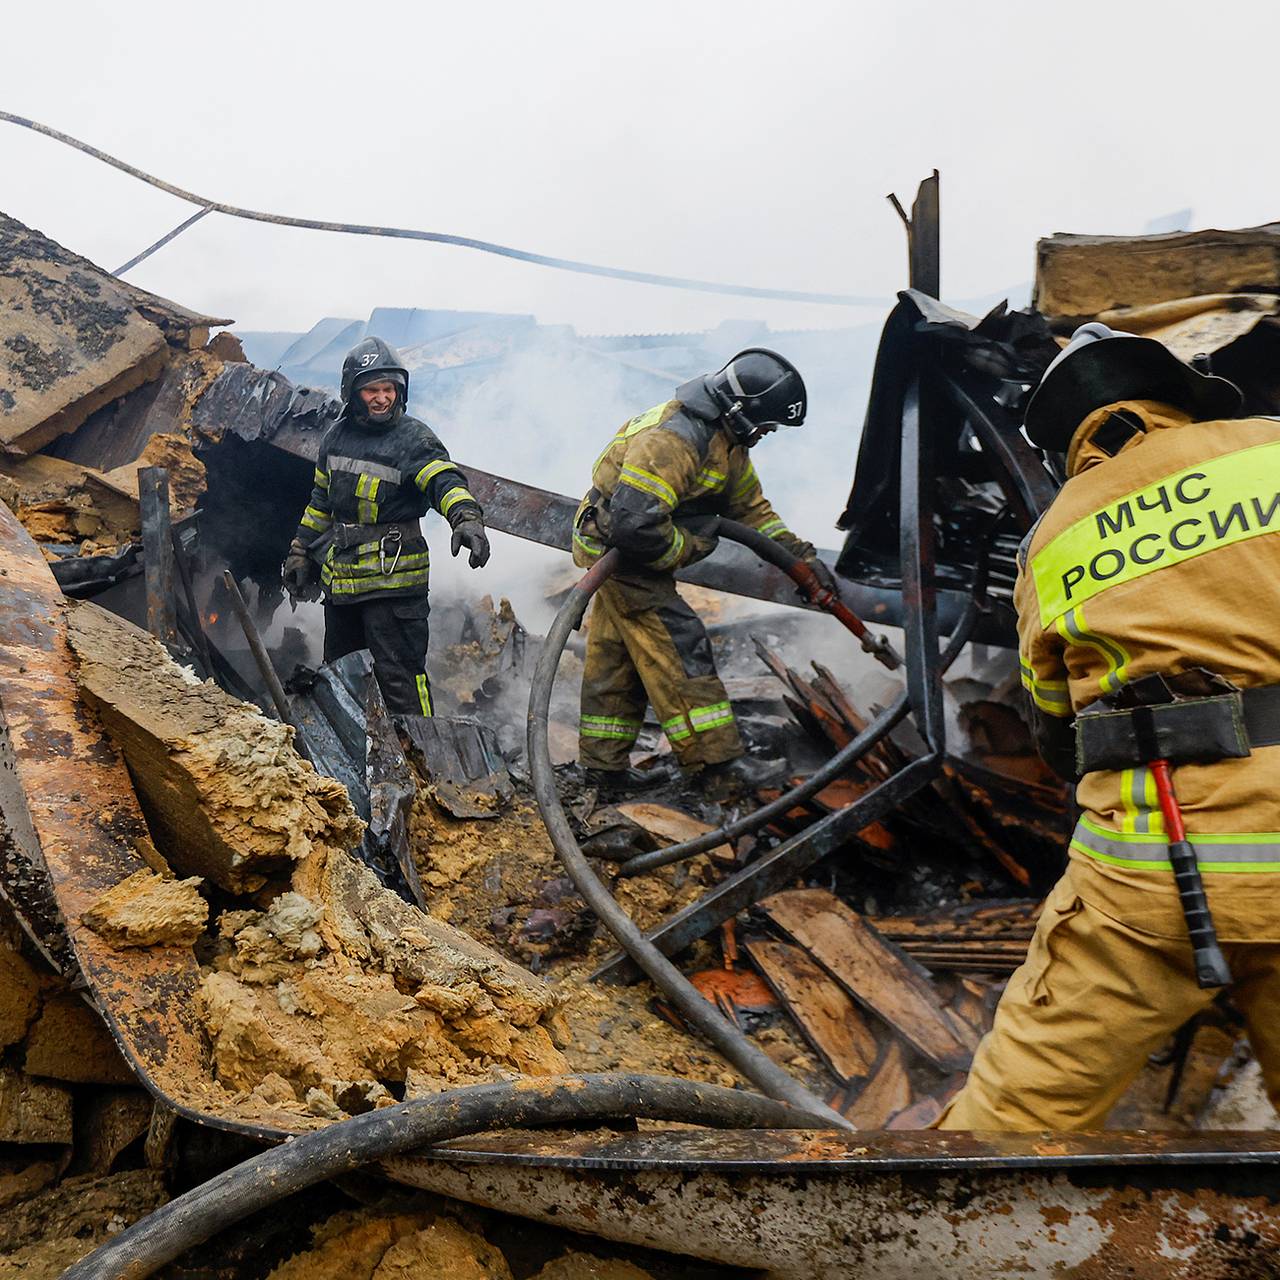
[1076,671,1280,774]
[330,519,422,575]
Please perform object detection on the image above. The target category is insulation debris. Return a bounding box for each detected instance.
[21,993,136,1086]
[201,846,566,1107]
[67,599,364,892]
[0,211,226,454]
[81,867,208,948]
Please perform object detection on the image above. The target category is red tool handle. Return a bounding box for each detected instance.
[788,561,903,670]
[1148,759,1187,842]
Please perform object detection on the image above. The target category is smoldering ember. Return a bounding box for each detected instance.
[4,180,1280,1280]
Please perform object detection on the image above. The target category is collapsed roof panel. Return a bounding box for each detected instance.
[0,212,228,454]
[1035,223,1280,320]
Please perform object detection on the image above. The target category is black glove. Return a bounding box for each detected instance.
[450,519,490,569]
[282,538,321,602]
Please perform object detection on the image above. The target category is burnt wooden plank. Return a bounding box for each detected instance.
[762,888,977,1074]
[746,939,877,1084]
[842,1040,912,1129]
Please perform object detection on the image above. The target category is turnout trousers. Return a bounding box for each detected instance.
[937,865,1280,1130]
[579,572,742,771]
[323,594,433,718]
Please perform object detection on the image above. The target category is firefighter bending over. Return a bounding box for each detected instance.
[573,349,838,797]
[282,338,490,716]
[939,325,1280,1131]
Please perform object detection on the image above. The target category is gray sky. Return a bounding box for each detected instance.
[5,0,1278,338]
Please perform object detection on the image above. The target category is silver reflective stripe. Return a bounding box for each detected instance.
[1071,817,1280,870]
[329,456,401,484]
[725,362,745,397]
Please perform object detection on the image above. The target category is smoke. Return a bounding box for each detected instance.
[405,320,882,630]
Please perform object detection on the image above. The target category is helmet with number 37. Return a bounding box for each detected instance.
[705,348,807,446]
[340,336,410,407]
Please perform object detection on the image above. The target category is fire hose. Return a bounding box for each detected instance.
[616,518,962,877]
[63,1074,820,1280]
[528,518,986,1124]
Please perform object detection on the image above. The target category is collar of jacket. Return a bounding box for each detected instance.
[1066,399,1194,478]
[675,376,723,422]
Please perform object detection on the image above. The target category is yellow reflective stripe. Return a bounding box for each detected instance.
[323,569,432,593]
[313,468,330,489]
[573,528,605,559]
[1031,438,1280,626]
[301,505,331,532]
[649,525,684,570]
[1019,658,1072,718]
[693,467,727,492]
[355,474,381,524]
[439,486,475,516]
[689,701,735,731]
[1118,766,1164,835]
[619,465,678,508]
[414,459,453,490]
[732,461,758,500]
[333,552,431,573]
[416,674,433,716]
[1072,815,1280,870]
[580,715,642,740]
[661,712,693,742]
[757,517,789,540]
[1055,606,1131,696]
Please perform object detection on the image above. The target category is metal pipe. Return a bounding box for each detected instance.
[220,569,311,762]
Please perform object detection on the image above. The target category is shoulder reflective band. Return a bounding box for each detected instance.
[1032,438,1280,626]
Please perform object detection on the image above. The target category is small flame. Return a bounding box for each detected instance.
[206,611,219,625]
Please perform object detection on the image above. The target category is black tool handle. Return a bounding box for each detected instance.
[1168,840,1234,988]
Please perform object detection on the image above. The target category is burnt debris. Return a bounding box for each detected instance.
[5,191,1280,1275]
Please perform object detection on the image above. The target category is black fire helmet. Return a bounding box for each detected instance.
[1023,323,1241,453]
[706,348,808,444]
[340,336,410,408]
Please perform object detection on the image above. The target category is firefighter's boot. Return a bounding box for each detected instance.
[699,754,787,799]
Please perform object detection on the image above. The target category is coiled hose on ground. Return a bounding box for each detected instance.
[528,519,987,1124]
[64,1073,821,1280]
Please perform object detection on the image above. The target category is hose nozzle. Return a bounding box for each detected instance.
[861,630,903,671]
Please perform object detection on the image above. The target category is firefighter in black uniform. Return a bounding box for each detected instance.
[283,337,490,715]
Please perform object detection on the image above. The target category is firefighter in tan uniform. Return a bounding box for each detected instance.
[573,349,837,796]
[940,324,1280,1131]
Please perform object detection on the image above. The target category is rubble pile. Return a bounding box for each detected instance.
[5,200,1280,1273]
[64,604,570,1118]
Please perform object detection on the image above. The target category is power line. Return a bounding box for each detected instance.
[2,112,886,308]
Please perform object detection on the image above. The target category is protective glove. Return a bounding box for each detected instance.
[677,515,719,565]
[450,519,491,569]
[282,538,321,602]
[807,556,841,597]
